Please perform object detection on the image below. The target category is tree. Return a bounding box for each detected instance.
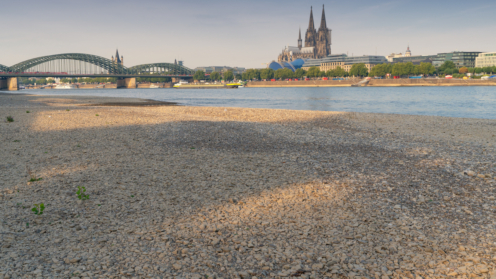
[193,70,205,81]
[349,63,368,77]
[369,64,392,77]
[459,67,468,74]
[46,79,55,84]
[223,71,234,81]
[274,68,294,79]
[260,69,275,80]
[306,66,320,78]
[242,69,260,80]
[210,72,221,81]
[483,67,493,74]
[235,74,242,80]
[294,68,306,79]
[439,61,456,72]
[468,68,475,74]
[452,68,459,74]
[474,67,483,74]
[418,62,435,76]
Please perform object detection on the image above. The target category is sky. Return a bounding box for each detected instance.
[1,0,495,69]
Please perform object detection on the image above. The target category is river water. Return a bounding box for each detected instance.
[16,86,496,119]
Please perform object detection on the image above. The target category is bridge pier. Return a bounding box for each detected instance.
[0,77,18,91]
[117,78,136,89]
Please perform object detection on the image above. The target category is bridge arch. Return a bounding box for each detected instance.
[127,63,194,76]
[6,53,127,74]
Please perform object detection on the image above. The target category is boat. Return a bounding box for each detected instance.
[54,84,76,89]
[149,84,160,88]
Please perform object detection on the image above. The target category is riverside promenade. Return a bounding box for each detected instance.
[246,78,496,87]
[1,93,495,278]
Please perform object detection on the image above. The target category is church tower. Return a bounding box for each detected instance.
[305,7,317,48]
[298,28,302,50]
[316,5,331,58]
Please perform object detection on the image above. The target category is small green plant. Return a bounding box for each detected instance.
[95,114,99,116]
[76,186,89,200]
[131,195,135,198]
[13,140,20,142]
[26,222,29,228]
[77,144,80,147]
[6,116,14,122]
[66,109,70,111]
[29,177,43,182]
[32,203,45,215]
[26,111,30,113]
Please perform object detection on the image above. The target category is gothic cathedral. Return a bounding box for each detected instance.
[278,5,331,62]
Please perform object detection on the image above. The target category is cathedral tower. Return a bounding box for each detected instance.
[305,7,317,48]
[316,5,331,58]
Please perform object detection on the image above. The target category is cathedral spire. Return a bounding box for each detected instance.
[320,5,327,30]
[308,6,315,32]
[298,27,302,49]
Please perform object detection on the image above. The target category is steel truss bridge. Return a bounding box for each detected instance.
[0,53,194,78]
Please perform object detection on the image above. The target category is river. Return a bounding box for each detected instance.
[15,86,496,119]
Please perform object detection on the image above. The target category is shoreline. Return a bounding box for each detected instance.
[1,94,496,278]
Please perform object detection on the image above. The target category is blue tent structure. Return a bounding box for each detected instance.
[267,59,307,72]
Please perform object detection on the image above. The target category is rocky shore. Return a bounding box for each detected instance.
[1,93,495,279]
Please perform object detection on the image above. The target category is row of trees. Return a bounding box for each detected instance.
[193,70,236,81]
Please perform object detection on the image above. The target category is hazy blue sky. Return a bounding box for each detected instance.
[1,0,495,69]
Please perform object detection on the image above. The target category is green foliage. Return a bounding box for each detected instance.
[95,114,99,117]
[32,203,45,215]
[349,63,368,77]
[6,116,14,122]
[439,61,456,72]
[418,62,436,75]
[29,177,43,182]
[76,186,89,200]
[26,111,30,113]
[483,66,494,74]
[260,69,275,80]
[193,70,206,81]
[474,67,483,74]
[242,69,261,81]
[327,66,348,77]
[294,68,307,79]
[223,70,234,81]
[274,68,294,79]
[306,66,321,78]
[369,64,391,77]
[459,67,468,74]
[235,74,242,80]
[468,67,475,74]
[209,72,221,81]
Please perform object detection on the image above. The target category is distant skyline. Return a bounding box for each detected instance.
[1,0,495,69]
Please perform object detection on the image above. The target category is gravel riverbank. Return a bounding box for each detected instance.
[1,93,496,279]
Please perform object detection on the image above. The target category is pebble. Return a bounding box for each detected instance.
[0,94,495,278]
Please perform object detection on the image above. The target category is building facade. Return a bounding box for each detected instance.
[194,66,246,75]
[278,6,331,62]
[432,51,481,68]
[302,54,388,73]
[475,52,496,68]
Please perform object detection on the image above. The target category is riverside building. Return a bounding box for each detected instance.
[432,51,481,68]
[475,52,496,68]
[302,54,388,73]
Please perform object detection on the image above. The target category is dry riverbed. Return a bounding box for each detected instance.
[1,93,496,279]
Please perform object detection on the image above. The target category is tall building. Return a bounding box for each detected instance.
[278,5,331,62]
[475,52,496,68]
[111,49,124,66]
